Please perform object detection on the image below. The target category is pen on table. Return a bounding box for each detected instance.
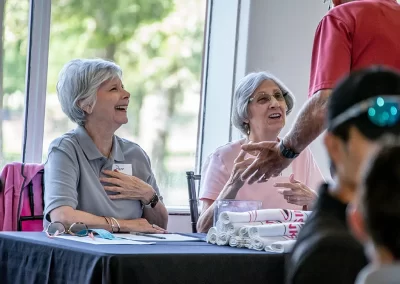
[130,232,167,239]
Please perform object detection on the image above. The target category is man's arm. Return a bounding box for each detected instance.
[241,15,351,183]
[285,14,351,153]
[283,89,331,154]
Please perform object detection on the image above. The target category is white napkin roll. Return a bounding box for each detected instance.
[265,239,297,253]
[229,236,251,248]
[237,221,282,237]
[219,209,311,224]
[249,236,291,251]
[248,222,304,238]
[218,221,269,235]
[206,227,218,244]
[238,226,250,238]
[216,232,231,246]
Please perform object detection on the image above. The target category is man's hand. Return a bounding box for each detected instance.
[227,149,255,190]
[240,141,292,184]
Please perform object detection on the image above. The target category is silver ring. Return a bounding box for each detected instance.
[152,224,156,228]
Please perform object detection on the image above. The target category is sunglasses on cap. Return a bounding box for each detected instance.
[329,95,400,130]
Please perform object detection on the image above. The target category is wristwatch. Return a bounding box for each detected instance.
[279,140,299,159]
[144,192,159,208]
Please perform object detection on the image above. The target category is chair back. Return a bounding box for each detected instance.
[186,171,201,233]
[0,162,45,231]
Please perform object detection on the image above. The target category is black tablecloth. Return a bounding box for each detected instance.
[0,232,285,284]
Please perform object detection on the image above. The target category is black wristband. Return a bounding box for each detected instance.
[279,140,299,159]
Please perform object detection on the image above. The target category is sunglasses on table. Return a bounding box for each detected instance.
[45,221,93,238]
[329,95,400,130]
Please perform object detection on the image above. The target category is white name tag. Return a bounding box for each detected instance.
[112,164,132,176]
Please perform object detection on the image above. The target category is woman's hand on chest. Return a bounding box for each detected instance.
[100,170,155,204]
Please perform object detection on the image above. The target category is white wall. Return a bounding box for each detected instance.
[168,215,192,232]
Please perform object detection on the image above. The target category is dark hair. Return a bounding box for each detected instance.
[327,66,400,142]
[361,144,400,260]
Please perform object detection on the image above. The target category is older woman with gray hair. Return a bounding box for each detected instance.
[44,58,168,234]
[197,72,324,233]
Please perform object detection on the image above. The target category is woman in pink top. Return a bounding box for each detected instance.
[197,72,325,233]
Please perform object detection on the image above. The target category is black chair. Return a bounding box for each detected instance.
[186,171,201,233]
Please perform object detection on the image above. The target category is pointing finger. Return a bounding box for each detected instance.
[241,141,277,152]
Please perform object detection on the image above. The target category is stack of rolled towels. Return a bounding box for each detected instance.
[206,209,311,253]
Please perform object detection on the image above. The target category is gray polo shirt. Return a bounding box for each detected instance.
[43,126,161,226]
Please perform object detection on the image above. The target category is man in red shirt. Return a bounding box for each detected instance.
[241,0,400,184]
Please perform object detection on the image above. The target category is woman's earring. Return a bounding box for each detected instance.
[244,123,250,135]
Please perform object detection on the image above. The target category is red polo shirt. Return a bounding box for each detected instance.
[309,0,400,97]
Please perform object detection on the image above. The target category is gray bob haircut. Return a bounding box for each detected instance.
[232,71,296,136]
[56,58,122,126]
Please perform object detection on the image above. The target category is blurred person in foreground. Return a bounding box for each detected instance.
[44,58,168,233]
[286,66,400,284]
[196,72,324,233]
[240,0,400,184]
[348,144,400,284]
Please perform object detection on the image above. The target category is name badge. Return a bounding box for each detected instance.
[112,164,132,176]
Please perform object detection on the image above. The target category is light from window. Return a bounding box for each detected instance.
[43,0,206,206]
[0,0,29,167]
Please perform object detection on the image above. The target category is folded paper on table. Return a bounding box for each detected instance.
[219,209,311,224]
[56,235,153,245]
[248,222,304,238]
[117,233,202,242]
[265,239,297,253]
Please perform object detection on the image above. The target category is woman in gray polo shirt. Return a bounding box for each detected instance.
[44,58,168,233]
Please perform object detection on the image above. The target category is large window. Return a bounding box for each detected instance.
[0,0,29,167]
[42,0,206,206]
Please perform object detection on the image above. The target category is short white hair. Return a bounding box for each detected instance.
[231,71,296,136]
[56,58,122,126]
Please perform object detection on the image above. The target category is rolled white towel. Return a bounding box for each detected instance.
[248,223,304,238]
[219,209,311,224]
[250,236,293,251]
[216,232,231,246]
[229,236,251,248]
[237,222,281,238]
[238,226,250,238]
[219,221,270,235]
[229,236,242,247]
[206,227,218,244]
[265,239,297,253]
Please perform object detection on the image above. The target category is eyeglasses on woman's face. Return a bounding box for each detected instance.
[249,92,286,105]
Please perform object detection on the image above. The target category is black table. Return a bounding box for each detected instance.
[0,232,285,284]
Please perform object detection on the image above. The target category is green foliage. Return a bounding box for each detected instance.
[3,0,29,94]
[51,0,174,58]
